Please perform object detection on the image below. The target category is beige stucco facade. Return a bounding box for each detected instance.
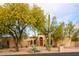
[21,38,36,47]
[0,35,79,48]
[63,38,72,47]
[56,38,72,47]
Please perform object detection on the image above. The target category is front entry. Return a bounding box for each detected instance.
[39,37,43,46]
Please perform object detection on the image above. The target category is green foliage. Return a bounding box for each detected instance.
[0,3,46,51]
[31,45,40,53]
[53,22,64,42]
[65,21,74,38]
[72,29,79,41]
[31,5,46,34]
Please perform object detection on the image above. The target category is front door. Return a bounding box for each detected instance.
[39,37,43,46]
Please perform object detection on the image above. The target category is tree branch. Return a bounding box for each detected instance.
[21,24,27,33]
[8,26,19,40]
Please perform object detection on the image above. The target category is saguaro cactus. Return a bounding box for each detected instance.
[46,14,52,50]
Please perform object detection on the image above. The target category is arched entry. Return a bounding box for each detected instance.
[39,37,43,46]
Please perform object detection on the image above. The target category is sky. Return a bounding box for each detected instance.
[27,3,79,36]
[35,3,79,24]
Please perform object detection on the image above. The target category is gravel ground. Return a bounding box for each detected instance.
[0,47,79,56]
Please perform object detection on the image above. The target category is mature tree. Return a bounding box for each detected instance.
[65,21,74,39]
[0,3,46,51]
[52,22,64,47]
[0,3,30,51]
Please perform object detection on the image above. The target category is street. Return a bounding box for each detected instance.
[3,52,79,56]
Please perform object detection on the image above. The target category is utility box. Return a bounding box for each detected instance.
[58,45,64,52]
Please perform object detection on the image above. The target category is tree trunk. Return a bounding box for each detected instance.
[19,31,23,48]
[8,23,27,51]
[15,39,19,52]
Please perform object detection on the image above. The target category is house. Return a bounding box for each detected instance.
[21,34,46,47]
[0,34,79,49]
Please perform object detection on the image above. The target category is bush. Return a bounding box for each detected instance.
[31,45,40,53]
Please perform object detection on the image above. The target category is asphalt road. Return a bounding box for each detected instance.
[3,52,79,56]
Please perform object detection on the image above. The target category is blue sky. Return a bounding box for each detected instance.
[27,3,79,36]
[35,3,79,24]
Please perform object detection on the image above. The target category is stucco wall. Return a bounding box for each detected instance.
[63,38,71,47]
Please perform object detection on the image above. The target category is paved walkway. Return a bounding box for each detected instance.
[0,47,79,55]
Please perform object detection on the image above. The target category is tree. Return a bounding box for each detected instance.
[65,21,74,39]
[72,29,79,47]
[51,16,58,46]
[0,3,31,51]
[53,22,64,47]
[0,3,46,51]
[30,5,46,36]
